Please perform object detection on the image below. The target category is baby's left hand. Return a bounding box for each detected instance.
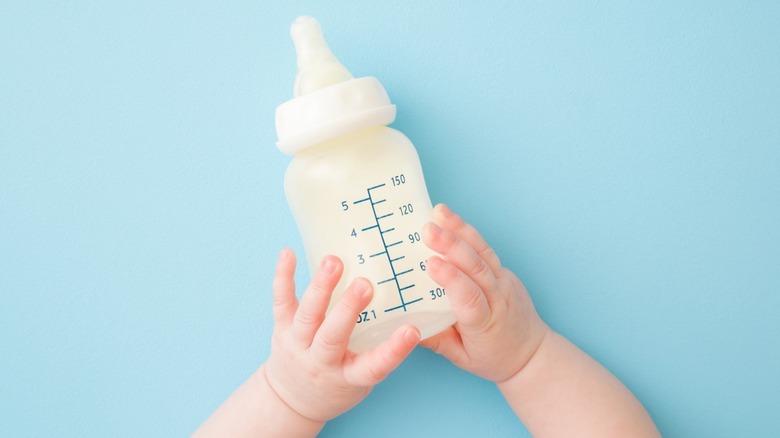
[263,249,420,423]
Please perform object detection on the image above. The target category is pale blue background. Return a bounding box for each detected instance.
[1,1,778,436]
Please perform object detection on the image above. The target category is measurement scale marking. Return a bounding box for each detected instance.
[396,268,413,276]
[384,297,423,313]
[399,284,416,291]
[365,183,411,312]
[390,255,405,262]
[386,240,402,248]
[362,224,378,231]
[353,197,370,204]
[372,199,386,205]
[369,250,386,258]
[381,227,395,234]
[377,277,395,285]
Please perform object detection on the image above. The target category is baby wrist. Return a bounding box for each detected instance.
[496,324,553,387]
[257,365,326,432]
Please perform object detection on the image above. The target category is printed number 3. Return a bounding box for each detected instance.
[430,288,446,300]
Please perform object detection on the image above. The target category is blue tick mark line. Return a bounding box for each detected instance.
[384,297,422,313]
[358,182,424,314]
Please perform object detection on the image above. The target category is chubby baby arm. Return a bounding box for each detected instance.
[194,250,420,438]
[422,204,660,437]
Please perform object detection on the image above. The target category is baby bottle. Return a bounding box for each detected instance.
[275,16,455,352]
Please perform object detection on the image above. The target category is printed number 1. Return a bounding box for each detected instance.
[357,310,378,323]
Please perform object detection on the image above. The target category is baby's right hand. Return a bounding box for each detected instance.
[421,204,550,383]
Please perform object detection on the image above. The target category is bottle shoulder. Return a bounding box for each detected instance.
[284,126,420,185]
[289,126,414,161]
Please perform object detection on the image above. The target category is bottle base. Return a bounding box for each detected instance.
[348,311,456,353]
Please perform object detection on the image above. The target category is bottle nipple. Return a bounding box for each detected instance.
[276,16,396,154]
[291,16,353,97]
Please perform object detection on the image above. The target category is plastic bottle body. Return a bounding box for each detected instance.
[284,126,455,352]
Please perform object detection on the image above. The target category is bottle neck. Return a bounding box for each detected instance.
[294,125,387,157]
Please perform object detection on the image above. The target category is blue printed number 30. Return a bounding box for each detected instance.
[429,288,446,300]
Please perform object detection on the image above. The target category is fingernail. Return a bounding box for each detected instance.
[427,256,441,273]
[321,257,337,274]
[404,327,421,344]
[428,222,442,239]
[278,250,288,262]
[440,204,453,218]
[352,278,370,298]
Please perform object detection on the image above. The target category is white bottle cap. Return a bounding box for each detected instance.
[275,17,396,155]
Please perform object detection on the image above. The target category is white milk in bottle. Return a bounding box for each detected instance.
[275,16,455,352]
